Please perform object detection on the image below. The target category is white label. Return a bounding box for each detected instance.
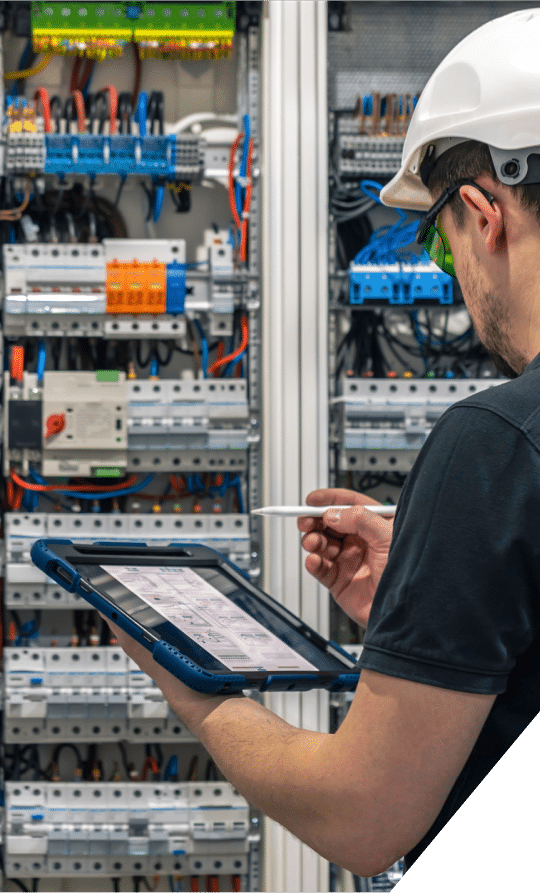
[101,565,318,674]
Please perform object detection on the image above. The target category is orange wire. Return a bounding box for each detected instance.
[208,315,248,375]
[71,89,86,133]
[10,345,25,381]
[101,84,118,134]
[228,133,242,229]
[213,341,224,378]
[33,87,51,133]
[10,470,138,493]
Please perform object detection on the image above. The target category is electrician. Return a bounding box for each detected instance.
[107,9,540,876]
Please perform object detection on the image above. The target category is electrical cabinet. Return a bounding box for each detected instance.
[1,4,262,891]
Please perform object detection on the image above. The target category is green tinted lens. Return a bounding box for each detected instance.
[422,221,455,278]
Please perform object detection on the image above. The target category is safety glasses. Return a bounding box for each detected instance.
[415,180,494,278]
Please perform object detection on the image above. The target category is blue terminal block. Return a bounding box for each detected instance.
[349,262,453,306]
[44,133,176,178]
[401,262,453,305]
[349,263,401,304]
[166,261,187,314]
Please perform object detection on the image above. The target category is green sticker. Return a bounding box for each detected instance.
[96,370,119,382]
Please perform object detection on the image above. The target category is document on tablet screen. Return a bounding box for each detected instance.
[102,564,318,673]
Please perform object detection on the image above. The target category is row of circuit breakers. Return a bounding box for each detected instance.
[5,778,259,883]
[335,376,505,472]
[3,237,243,337]
[6,368,251,477]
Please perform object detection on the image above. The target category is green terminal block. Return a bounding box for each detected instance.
[32,2,236,60]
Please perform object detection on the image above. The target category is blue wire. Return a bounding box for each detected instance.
[153,183,165,222]
[223,347,247,378]
[163,755,178,781]
[36,340,46,382]
[27,469,154,500]
[232,475,244,514]
[235,114,250,217]
[136,92,147,137]
[353,180,422,266]
[150,357,159,378]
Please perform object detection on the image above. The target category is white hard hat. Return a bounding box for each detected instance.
[381,8,540,211]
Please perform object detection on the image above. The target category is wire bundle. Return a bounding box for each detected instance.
[351,181,421,266]
[228,115,254,263]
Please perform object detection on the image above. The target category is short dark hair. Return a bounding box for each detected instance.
[427,140,540,226]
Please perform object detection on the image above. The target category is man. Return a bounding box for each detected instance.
[108,8,540,876]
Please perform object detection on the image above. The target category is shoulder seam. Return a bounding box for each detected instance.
[444,401,540,457]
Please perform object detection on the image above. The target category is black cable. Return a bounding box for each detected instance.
[147,90,164,135]
[49,95,63,133]
[140,180,154,222]
[95,90,110,134]
[8,879,30,893]
[117,741,132,779]
[50,743,84,780]
[114,174,127,208]
[117,92,133,134]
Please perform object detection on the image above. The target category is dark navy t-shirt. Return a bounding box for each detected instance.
[359,353,540,867]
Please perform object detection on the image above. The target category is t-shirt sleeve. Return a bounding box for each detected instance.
[359,404,540,694]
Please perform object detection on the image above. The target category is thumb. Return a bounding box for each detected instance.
[322,505,392,544]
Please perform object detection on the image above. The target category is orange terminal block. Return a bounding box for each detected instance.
[106,259,166,314]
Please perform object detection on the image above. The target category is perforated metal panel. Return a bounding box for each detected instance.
[328,1,540,108]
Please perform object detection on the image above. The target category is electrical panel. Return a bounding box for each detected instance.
[0,3,262,890]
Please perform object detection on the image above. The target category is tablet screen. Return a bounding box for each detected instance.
[101,564,319,674]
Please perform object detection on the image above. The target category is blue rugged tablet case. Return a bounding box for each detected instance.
[31,538,360,696]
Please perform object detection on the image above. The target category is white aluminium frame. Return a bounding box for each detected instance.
[261,2,330,890]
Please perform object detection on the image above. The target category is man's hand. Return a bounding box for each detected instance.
[101,616,238,733]
[298,488,394,627]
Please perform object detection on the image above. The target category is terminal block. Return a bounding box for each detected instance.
[336,118,404,178]
[5,128,206,179]
[31,1,236,61]
[335,377,505,472]
[104,238,185,315]
[349,262,453,305]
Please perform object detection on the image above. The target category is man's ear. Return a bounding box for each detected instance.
[459,183,504,254]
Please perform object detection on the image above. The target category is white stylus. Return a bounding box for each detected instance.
[251,504,397,517]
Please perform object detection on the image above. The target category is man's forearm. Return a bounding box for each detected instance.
[168,686,383,876]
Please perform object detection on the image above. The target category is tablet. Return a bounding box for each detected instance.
[30,539,360,695]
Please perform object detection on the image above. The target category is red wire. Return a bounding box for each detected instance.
[70,56,82,92]
[228,134,242,229]
[101,85,118,135]
[10,346,24,382]
[33,87,51,133]
[10,470,138,494]
[213,341,225,378]
[208,315,248,375]
[78,57,95,91]
[240,137,254,263]
[71,89,86,133]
